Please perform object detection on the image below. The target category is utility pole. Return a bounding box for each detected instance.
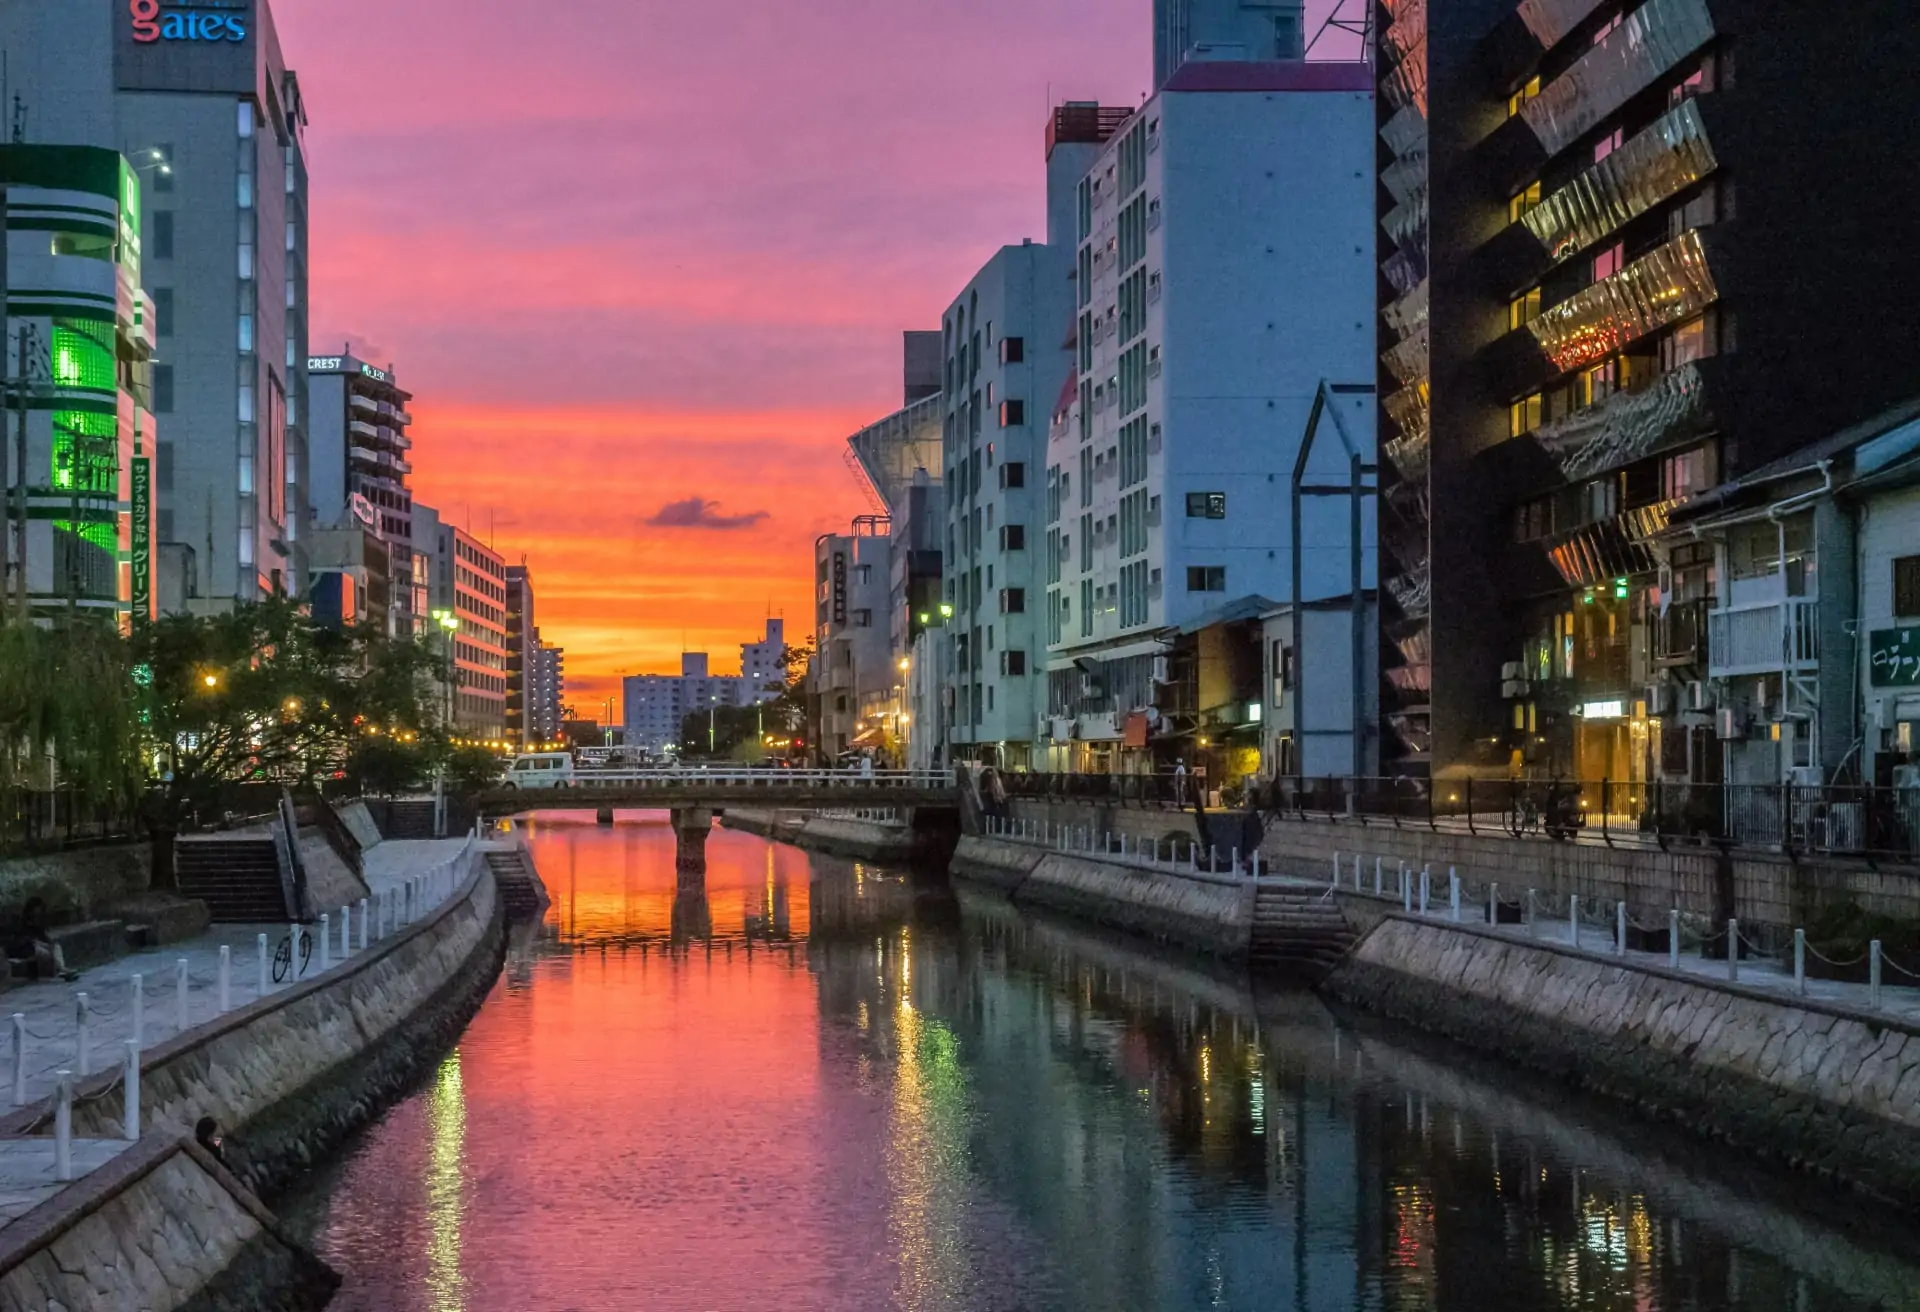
[13,324,27,619]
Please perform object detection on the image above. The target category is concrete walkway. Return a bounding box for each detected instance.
[0,836,479,1224]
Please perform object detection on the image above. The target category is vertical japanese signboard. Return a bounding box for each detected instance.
[131,455,151,619]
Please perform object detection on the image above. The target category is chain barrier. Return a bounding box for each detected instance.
[1879,953,1920,981]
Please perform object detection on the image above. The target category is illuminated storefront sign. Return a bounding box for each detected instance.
[131,0,248,42]
[831,552,847,626]
[131,456,152,617]
[1579,699,1627,720]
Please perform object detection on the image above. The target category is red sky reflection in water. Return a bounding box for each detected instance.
[306,816,934,1309]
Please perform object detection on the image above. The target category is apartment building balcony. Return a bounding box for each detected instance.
[350,393,377,413]
[1381,324,1428,391]
[1654,597,1712,668]
[1522,100,1718,265]
[1526,230,1719,374]
[1531,360,1713,482]
[1519,0,1716,158]
[1708,599,1819,679]
[350,419,379,441]
[1384,431,1430,485]
[1382,381,1430,446]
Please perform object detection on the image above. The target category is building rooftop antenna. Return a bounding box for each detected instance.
[1307,0,1374,60]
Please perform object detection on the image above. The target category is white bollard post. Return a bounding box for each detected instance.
[1871,940,1883,1010]
[1727,920,1739,982]
[1569,895,1579,948]
[1210,846,1219,873]
[1490,883,1499,927]
[1251,851,1261,879]
[11,1014,25,1106]
[1233,847,1241,874]
[1794,928,1807,995]
[131,974,144,1049]
[218,946,231,1014]
[1375,856,1383,896]
[1190,843,1198,873]
[123,1039,140,1142]
[1449,870,1460,922]
[321,914,332,971]
[1402,873,1412,914]
[54,1071,73,1182]
[1526,889,1537,932]
[341,906,351,958]
[75,993,90,1077]
[289,922,302,979]
[359,897,370,951]
[1419,869,1430,916]
[175,958,189,1033]
[1669,910,1680,969]
[258,933,270,995]
[1616,902,1627,956]
[1333,852,1341,887]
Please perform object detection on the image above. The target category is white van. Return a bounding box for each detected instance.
[503,751,575,790]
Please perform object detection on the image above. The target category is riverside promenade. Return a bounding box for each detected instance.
[0,835,492,1228]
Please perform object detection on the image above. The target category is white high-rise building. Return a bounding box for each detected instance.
[740,618,787,703]
[1043,62,1377,768]
[623,653,745,757]
[937,104,1129,770]
[1153,0,1307,90]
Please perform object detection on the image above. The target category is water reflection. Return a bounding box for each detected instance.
[287,814,1920,1311]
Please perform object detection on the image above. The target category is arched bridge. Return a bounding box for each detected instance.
[473,767,958,817]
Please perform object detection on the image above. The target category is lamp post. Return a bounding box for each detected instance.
[431,608,459,733]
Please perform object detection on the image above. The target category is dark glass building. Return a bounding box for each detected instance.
[1376,0,1920,783]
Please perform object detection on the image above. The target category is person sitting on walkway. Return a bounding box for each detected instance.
[195,1116,227,1167]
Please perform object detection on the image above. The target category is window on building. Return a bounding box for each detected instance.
[1592,242,1625,282]
[1513,496,1556,543]
[1000,588,1026,614]
[1895,556,1920,618]
[1000,336,1024,364]
[1583,476,1620,524]
[1000,461,1025,489]
[1507,182,1543,225]
[151,210,174,260]
[1660,314,1716,372]
[1669,57,1716,106]
[153,364,174,413]
[1661,445,1716,502]
[1593,125,1625,163]
[151,287,174,338]
[1001,650,1027,676]
[1509,393,1543,438]
[1506,76,1541,117]
[1592,12,1622,43]
[1185,492,1226,519]
[1508,288,1541,331]
[1187,566,1226,593]
[1000,524,1026,551]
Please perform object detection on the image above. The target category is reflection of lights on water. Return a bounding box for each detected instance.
[1249,1075,1265,1135]
[857,1000,870,1032]
[426,1050,467,1311]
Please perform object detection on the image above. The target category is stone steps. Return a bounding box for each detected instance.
[485,849,547,919]
[1250,887,1356,973]
[173,839,288,923]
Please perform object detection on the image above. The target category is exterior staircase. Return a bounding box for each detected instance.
[1249,882,1356,977]
[485,848,548,919]
[174,838,290,923]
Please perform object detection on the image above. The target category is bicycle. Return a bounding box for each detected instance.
[271,928,315,984]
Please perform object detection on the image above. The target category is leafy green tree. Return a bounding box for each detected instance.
[0,621,141,807]
[133,599,441,877]
[444,743,505,792]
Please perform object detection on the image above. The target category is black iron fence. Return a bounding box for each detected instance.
[995,771,1920,862]
[0,789,142,856]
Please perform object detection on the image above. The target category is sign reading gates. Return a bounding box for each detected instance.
[1870,627,1920,688]
[131,456,152,620]
[116,0,256,95]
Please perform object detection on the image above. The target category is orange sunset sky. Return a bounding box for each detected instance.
[282,0,1350,712]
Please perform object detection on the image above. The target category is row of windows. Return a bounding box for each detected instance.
[1512,443,1716,543]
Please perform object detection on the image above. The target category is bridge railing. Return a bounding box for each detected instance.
[532,768,956,791]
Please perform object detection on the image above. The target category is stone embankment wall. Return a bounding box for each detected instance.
[0,844,150,926]
[722,808,942,866]
[0,845,504,1201]
[1325,915,1920,1205]
[0,1137,336,1311]
[952,835,1253,959]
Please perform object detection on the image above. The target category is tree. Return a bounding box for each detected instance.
[133,599,442,878]
[0,620,141,809]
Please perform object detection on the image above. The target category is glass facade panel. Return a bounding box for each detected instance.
[1531,361,1711,481]
[1523,100,1718,262]
[1520,0,1716,157]
[1527,230,1719,373]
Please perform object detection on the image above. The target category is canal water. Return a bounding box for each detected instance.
[283,814,1920,1311]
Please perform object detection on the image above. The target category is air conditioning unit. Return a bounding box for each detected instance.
[1501,679,1530,699]
[1893,764,1920,791]
[1152,656,1170,684]
[1645,683,1673,716]
[1687,680,1711,712]
[1789,765,1824,790]
[1716,707,1743,740]
[1501,661,1525,682]
[1079,675,1103,698]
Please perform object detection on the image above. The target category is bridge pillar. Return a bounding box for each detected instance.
[672,807,714,876]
